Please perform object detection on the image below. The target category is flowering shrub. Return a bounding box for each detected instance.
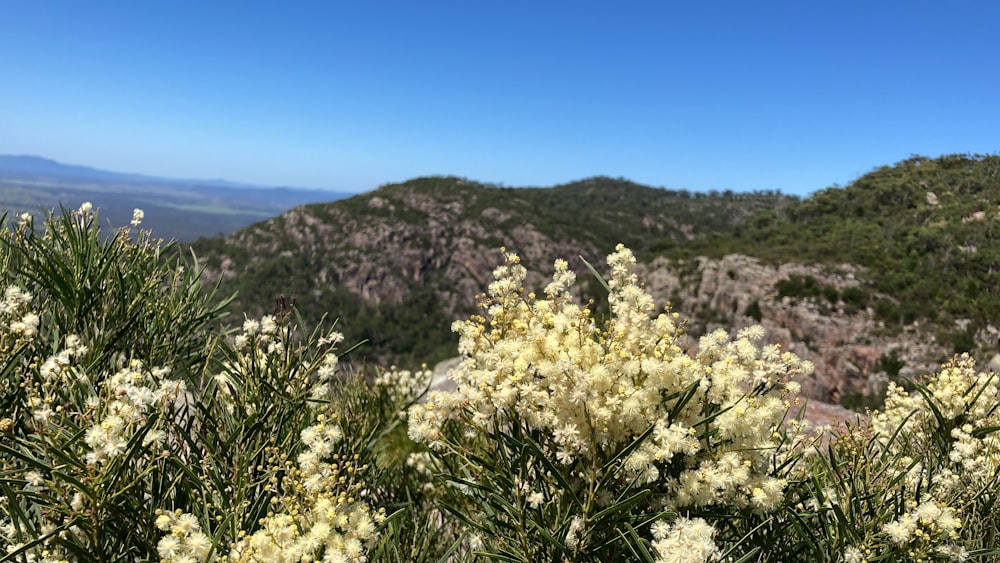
[226,412,384,562]
[0,207,401,562]
[408,245,814,560]
[803,354,1000,561]
[374,365,434,408]
[1,205,227,561]
[3,205,1000,562]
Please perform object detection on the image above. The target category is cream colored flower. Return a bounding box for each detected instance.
[409,245,811,513]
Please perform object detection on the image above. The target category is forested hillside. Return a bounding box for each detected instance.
[190,176,791,364]
[675,154,1000,351]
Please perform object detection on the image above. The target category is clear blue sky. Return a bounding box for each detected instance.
[2,1,998,195]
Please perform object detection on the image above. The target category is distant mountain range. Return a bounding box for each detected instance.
[0,155,354,241]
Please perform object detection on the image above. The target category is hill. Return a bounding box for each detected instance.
[676,154,1000,347]
[0,155,353,241]
[190,176,792,364]
[190,155,1000,409]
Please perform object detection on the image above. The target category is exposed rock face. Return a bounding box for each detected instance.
[199,186,610,324]
[197,176,793,313]
[638,254,950,403]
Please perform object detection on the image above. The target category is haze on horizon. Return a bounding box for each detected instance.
[1,1,998,196]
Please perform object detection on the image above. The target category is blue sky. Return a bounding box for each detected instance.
[1,1,998,195]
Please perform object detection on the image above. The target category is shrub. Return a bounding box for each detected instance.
[408,245,815,561]
[801,355,1000,561]
[4,207,1000,562]
[840,286,869,312]
[776,275,822,300]
[0,207,406,562]
[1,206,231,560]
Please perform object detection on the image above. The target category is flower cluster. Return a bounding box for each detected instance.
[874,355,1000,509]
[26,335,88,427]
[0,285,39,340]
[881,500,961,546]
[7,334,183,559]
[82,359,184,465]
[650,517,720,563]
[228,414,383,562]
[310,346,344,400]
[873,354,1000,491]
[821,353,1000,560]
[155,510,215,562]
[1,285,42,432]
[409,245,812,513]
[373,365,433,407]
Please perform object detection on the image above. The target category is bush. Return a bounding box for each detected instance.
[0,207,410,562]
[407,246,816,561]
[776,274,823,300]
[3,208,999,562]
[1,206,233,560]
[803,355,1000,561]
[840,286,870,311]
[745,299,763,322]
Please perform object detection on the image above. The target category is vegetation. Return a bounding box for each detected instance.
[2,209,998,561]
[189,176,793,366]
[674,154,1000,339]
[186,154,1000,369]
[0,207,420,561]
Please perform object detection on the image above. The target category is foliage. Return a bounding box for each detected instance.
[0,207,412,561]
[0,205,231,560]
[3,205,1000,562]
[677,154,1000,340]
[189,154,1000,371]
[801,354,1000,561]
[775,275,825,301]
[189,176,793,367]
[407,246,818,561]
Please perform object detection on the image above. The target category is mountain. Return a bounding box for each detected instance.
[190,175,794,363]
[680,154,1000,340]
[190,154,1000,412]
[645,154,1000,407]
[0,155,355,241]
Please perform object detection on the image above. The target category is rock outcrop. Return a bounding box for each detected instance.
[638,254,950,404]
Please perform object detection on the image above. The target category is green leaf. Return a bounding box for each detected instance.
[580,255,611,294]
